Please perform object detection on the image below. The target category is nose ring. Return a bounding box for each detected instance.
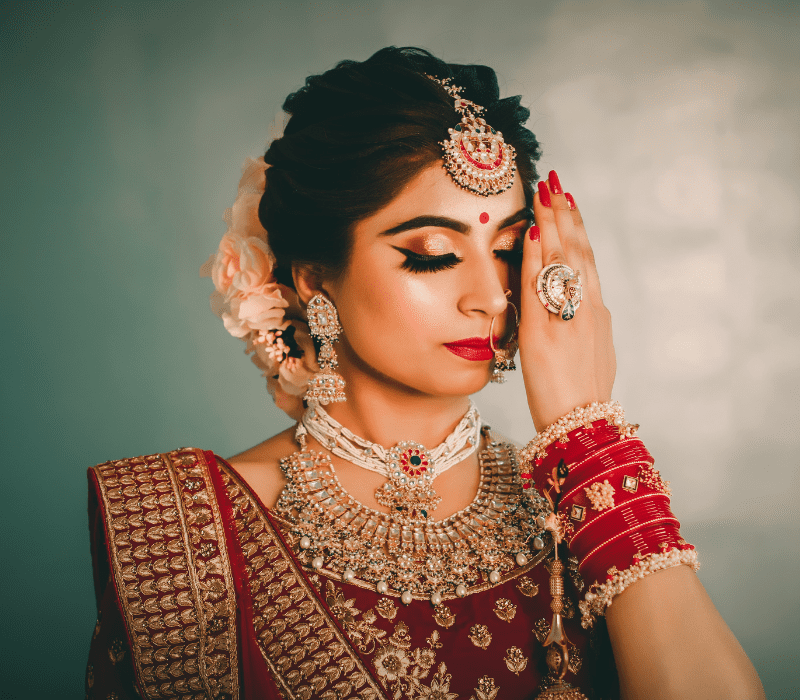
[489,292,520,383]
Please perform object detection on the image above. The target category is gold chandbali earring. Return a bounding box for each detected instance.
[489,291,519,383]
[304,293,346,404]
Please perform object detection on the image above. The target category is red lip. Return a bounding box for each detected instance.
[444,336,497,362]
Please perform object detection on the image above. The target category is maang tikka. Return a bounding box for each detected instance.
[489,292,519,383]
[305,293,346,404]
[427,75,517,196]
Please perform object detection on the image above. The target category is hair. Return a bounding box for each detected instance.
[260,46,542,287]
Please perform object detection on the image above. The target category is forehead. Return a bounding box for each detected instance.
[353,164,527,236]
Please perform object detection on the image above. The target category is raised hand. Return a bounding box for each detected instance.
[518,170,616,432]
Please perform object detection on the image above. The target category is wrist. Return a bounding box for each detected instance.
[519,401,699,628]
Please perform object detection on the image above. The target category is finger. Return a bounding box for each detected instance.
[564,191,603,303]
[520,221,547,322]
[547,171,585,269]
[534,179,585,275]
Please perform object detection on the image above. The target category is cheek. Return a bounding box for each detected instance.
[336,264,454,353]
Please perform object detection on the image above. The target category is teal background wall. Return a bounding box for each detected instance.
[2,1,798,697]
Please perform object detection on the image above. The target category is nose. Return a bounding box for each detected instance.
[457,254,510,324]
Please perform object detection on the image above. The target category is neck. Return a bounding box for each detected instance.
[320,355,474,450]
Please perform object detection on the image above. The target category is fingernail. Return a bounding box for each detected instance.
[528,225,540,242]
[537,181,552,207]
[548,170,563,195]
[565,192,576,210]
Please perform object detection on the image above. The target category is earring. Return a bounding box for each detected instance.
[304,293,346,404]
[489,293,519,384]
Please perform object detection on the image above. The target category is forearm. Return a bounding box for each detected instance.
[606,565,765,700]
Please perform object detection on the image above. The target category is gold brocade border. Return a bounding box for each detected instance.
[217,461,390,700]
[91,448,239,700]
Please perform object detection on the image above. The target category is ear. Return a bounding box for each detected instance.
[292,264,329,305]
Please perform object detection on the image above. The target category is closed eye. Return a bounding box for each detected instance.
[393,247,463,273]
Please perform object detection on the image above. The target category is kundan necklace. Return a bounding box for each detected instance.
[275,404,553,605]
[297,401,482,518]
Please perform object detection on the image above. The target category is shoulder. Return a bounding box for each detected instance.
[224,424,299,509]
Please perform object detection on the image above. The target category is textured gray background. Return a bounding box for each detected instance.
[2,1,798,697]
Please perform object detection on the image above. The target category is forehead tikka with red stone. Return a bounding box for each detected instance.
[428,75,517,197]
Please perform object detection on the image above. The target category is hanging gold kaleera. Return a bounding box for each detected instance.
[534,460,589,700]
[428,75,517,196]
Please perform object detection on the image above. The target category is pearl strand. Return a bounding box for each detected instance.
[299,400,482,478]
[519,400,638,466]
[578,546,700,629]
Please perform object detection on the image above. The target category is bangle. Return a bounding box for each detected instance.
[518,402,698,629]
[518,400,638,465]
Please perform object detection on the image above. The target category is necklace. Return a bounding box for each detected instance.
[297,401,482,518]
[274,430,552,605]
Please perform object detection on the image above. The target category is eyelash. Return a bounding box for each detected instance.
[396,245,524,274]
[399,250,463,273]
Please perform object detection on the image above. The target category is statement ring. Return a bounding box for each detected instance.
[536,263,583,321]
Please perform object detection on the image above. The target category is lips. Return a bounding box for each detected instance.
[444,336,497,362]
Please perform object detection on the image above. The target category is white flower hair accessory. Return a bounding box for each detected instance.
[200,156,319,420]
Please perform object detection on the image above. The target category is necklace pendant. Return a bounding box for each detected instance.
[374,442,442,525]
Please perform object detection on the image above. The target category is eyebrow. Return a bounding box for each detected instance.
[379,207,533,236]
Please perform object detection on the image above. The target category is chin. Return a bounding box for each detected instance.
[419,364,492,397]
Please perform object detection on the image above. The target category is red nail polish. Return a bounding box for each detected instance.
[528,225,540,242]
[548,170,563,195]
[537,181,551,207]
[565,192,576,210]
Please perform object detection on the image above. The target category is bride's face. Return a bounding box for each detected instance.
[326,163,530,397]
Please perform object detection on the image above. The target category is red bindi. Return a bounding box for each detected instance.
[479,212,489,224]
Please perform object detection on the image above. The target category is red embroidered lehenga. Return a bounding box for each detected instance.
[86,441,618,699]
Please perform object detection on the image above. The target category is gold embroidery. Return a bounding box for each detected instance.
[516,576,539,597]
[562,596,576,619]
[369,621,442,697]
[93,611,101,639]
[411,662,458,699]
[90,449,239,699]
[373,644,412,683]
[468,624,492,650]
[375,598,398,620]
[533,618,549,644]
[86,664,94,689]
[219,464,388,700]
[108,639,126,665]
[469,676,499,700]
[325,580,360,627]
[426,630,443,650]
[107,693,119,700]
[504,646,528,675]
[433,605,455,628]
[493,598,517,622]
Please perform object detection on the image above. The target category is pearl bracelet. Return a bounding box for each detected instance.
[578,544,700,628]
[519,400,638,466]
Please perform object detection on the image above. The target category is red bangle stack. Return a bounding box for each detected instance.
[520,416,698,628]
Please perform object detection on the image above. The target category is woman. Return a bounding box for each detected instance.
[86,47,764,699]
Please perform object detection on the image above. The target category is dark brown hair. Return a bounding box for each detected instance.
[259,46,542,287]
